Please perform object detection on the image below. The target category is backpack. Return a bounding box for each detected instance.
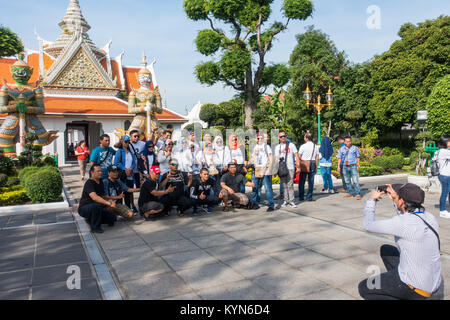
[431,150,449,177]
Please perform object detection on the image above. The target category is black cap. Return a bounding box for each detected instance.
[391,183,425,205]
[108,165,119,172]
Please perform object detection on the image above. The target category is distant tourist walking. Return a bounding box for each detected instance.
[251,133,274,212]
[297,133,319,202]
[337,136,361,200]
[336,136,347,193]
[319,136,334,194]
[437,135,450,218]
[90,134,116,180]
[275,131,298,208]
[75,140,90,180]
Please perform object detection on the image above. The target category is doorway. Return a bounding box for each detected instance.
[65,122,89,162]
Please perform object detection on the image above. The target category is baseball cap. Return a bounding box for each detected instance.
[108,165,119,172]
[391,183,425,205]
[122,135,131,142]
[150,166,161,174]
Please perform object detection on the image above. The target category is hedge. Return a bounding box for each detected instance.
[0,188,28,206]
[18,166,41,185]
[359,165,383,177]
[0,173,7,187]
[6,178,20,187]
[24,169,63,203]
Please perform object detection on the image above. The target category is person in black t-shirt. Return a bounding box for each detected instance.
[159,159,193,216]
[220,163,254,212]
[190,168,222,215]
[137,166,171,221]
[78,165,117,233]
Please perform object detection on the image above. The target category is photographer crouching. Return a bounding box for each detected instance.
[358,183,444,300]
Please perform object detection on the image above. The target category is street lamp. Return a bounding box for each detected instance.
[303,84,333,145]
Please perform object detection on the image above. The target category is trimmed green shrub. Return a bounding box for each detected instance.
[359,165,383,177]
[0,174,7,187]
[18,166,41,185]
[24,169,63,203]
[389,154,404,170]
[42,156,56,167]
[1,185,23,192]
[0,154,14,176]
[0,188,28,206]
[6,178,20,187]
[372,156,390,172]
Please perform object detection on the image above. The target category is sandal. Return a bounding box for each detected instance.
[177,209,184,217]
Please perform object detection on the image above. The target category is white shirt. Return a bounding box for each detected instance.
[437,149,450,176]
[125,151,134,180]
[230,147,245,165]
[275,143,297,170]
[298,141,319,161]
[157,150,172,175]
[213,146,231,168]
[130,140,145,173]
[252,144,272,168]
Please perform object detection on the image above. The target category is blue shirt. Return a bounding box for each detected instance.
[337,145,360,166]
[90,146,116,178]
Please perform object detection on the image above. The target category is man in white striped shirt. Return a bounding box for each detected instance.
[358,183,444,300]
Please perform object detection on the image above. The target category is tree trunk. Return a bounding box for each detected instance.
[244,97,256,128]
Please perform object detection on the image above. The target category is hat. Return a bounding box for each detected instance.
[150,166,161,174]
[391,183,425,205]
[108,165,119,172]
[122,135,131,142]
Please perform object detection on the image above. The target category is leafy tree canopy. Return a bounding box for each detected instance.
[0,26,24,58]
[426,74,450,139]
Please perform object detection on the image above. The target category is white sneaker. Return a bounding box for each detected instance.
[281,201,288,207]
[320,189,328,194]
[289,202,297,208]
[329,189,335,194]
[440,210,450,219]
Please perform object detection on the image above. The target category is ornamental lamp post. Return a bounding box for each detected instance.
[303,85,333,145]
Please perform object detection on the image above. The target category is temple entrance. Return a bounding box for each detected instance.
[65,122,89,162]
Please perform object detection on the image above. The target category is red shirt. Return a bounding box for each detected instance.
[76,146,89,160]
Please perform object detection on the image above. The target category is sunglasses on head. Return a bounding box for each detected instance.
[279,135,286,138]
[170,162,178,166]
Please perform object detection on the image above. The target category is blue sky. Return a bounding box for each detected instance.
[1,0,449,115]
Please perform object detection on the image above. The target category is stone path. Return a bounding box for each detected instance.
[59,165,449,300]
[0,208,102,300]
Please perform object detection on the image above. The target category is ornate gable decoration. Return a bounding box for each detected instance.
[53,48,107,88]
[45,35,116,89]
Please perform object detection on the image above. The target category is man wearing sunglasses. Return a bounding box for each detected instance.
[274,131,298,208]
[160,160,193,216]
[138,166,170,221]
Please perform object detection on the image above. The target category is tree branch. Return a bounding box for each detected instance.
[220,76,245,91]
[207,16,226,38]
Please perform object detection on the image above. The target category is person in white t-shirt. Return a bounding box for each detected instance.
[297,133,319,202]
[437,135,450,218]
[274,130,298,207]
[251,133,274,211]
[157,139,174,176]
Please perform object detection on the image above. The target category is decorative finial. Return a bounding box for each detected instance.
[138,50,151,75]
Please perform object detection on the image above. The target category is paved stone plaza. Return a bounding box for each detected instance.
[2,165,448,300]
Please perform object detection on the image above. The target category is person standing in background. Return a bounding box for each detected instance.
[90,134,116,180]
[337,136,361,200]
[336,136,347,193]
[437,135,450,218]
[75,140,90,180]
[319,136,335,194]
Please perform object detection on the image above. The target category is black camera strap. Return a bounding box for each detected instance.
[412,212,441,252]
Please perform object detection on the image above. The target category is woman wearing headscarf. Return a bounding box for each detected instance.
[319,136,334,193]
[173,137,189,175]
[183,141,203,181]
[212,136,231,195]
[142,140,158,178]
[157,138,174,176]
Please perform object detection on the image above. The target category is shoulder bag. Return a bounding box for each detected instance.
[300,143,315,173]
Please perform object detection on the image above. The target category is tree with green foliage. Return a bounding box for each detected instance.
[183,0,314,127]
[200,98,244,128]
[427,74,450,139]
[369,15,450,132]
[0,26,24,58]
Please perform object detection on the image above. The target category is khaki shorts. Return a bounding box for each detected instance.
[113,204,133,218]
[221,189,249,206]
[140,201,164,214]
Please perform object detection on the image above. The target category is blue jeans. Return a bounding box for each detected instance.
[343,165,360,196]
[252,175,274,208]
[321,166,333,190]
[299,163,316,201]
[340,161,347,190]
[439,174,450,211]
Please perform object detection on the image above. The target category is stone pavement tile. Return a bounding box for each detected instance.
[338,282,364,300]
[103,245,154,263]
[224,254,294,279]
[294,288,356,300]
[0,216,10,228]
[162,249,218,271]
[0,288,30,300]
[286,232,334,247]
[110,253,171,282]
[37,223,78,236]
[34,213,58,225]
[336,217,365,231]
[341,237,389,254]
[177,224,221,238]
[189,233,237,249]
[176,262,244,290]
[31,278,101,300]
[164,292,202,300]
[269,247,333,269]
[122,272,193,300]
[0,256,34,272]
[0,270,32,291]
[226,229,278,242]
[93,226,137,240]
[300,260,367,288]
[139,230,185,245]
[31,262,93,287]
[244,237,300,254]
[196,280,277,300]
[0,244,35,260]
[0,227,36,238]
[312,228,366,241]
[150,239,199,256]
[99,235,146,251]
[339,253,387,274]
[35,247,88,267]
[36,237,84,254]
[302,209,363,222]
[209,221,253,233]
[205,242,264,262]
[307,242,368,260]
[252,270,329,299]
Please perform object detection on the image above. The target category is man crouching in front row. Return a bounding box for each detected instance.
[220,162,255,212]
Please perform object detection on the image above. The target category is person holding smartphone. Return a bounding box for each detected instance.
[358,183,444,300]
